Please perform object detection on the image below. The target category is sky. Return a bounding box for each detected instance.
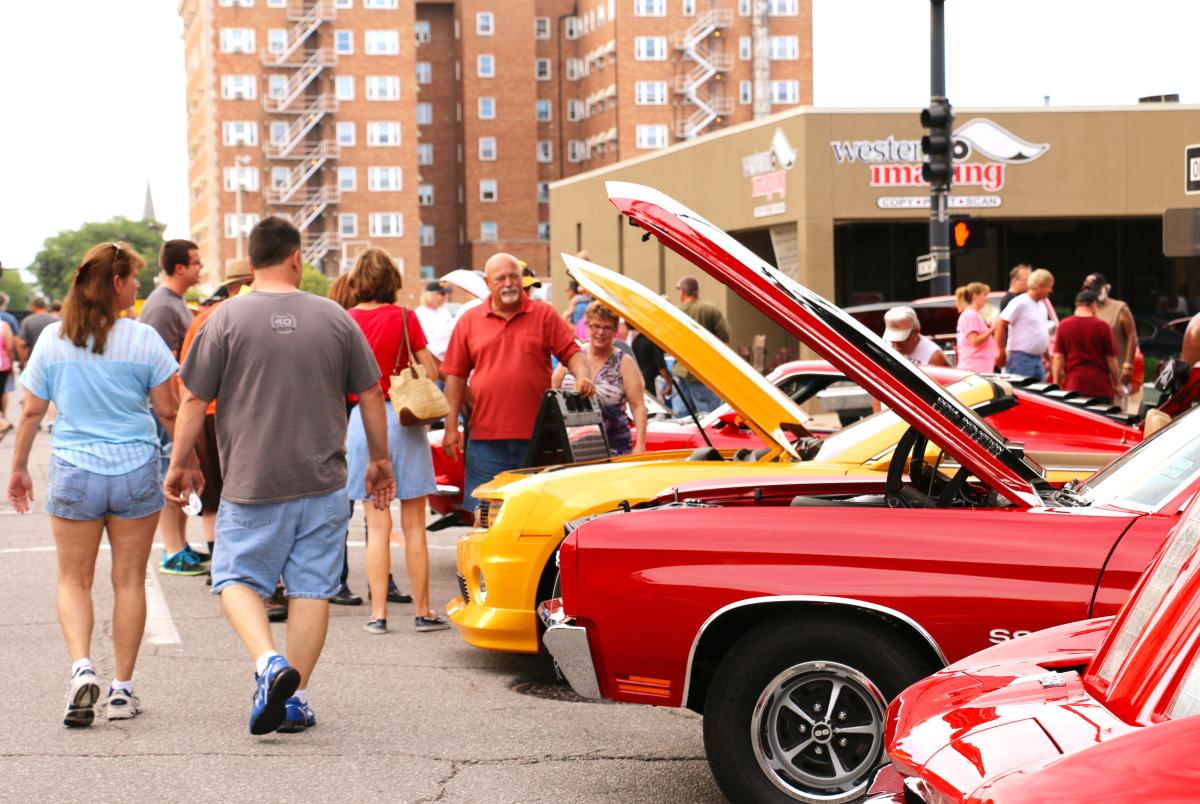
[1,1,1198,277]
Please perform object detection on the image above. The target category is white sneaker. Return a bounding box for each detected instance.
[105,687,142,721]
[63,669,100,728]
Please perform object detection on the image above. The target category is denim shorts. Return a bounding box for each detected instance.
[45,455,164,521]
[212,489,352,600]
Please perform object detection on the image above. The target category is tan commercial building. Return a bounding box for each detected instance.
[180,0,813,287]
[550,103,1200,354]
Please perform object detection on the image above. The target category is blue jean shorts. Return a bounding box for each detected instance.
[212,489,352,600]
[45,455,164,521]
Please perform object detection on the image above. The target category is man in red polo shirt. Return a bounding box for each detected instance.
[442,253,594,510]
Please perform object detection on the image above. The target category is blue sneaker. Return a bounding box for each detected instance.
[184,544,211,567]
[277,696,316,733]
[160,549,207,576]
[249,656,301,735]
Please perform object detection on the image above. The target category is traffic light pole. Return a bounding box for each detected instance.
[928,0,951,296]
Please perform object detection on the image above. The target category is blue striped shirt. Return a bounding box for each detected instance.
[21,319,178,475]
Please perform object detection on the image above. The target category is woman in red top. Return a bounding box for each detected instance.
[344,249,447,634]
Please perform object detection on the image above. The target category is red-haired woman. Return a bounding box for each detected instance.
[6,243,184,727]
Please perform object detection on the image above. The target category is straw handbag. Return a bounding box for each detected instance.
[388,309,448,426]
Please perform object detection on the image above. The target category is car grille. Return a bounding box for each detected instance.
[477,498,500,529]
[456,572,470,604]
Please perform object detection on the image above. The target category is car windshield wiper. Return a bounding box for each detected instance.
[1052,480,1091,507]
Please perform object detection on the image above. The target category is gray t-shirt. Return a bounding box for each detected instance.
[180,291,380,504]
[17,312,56,353]
[139,286,192,355]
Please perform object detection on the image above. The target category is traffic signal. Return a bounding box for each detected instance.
[950,216,986,253]
[920,99,954,188]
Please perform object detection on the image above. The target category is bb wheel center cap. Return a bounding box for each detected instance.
[811,722,833,744]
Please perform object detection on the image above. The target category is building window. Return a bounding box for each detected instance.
[564,16,580,39]
[339,213,357,237]
[536,99,551,121]
[366,75,400,100]
[538,222,550,241]
[417,184,434,206]
[477,54,495,78]
[267,29,286,53]
[478,137,497,160]
[417,143,433,165]
[222,121,258,146]
[634,36,666,61]
[415,21,431,44]
[416,103,432,125]
[480,222,498,243]
[566,58,586,81]
[634,0,665,16]
[368,166,402,191]
[567,140,587,163]
[219,0,254,6]
[476,12,494,35]
[334,75,355,100]
[770,80,800,105]
[415,62,432,84]
[478,97,496,119]
[224,214,259,239]
[535,58,551,81]
[536,140,552,163]
[479,179,498,202]
[363,0,396,7]
[769,0,798,15]
[364,30,399,55]
[221,75,257,100]
[269,122,288,145]
[738,0,750,14]
[739,80,752,105]
[537,182,549,203]
[635,80,667,105]
[336,121,355,145]
[268,75,288,99]
[367,122,401,146]
[534,16,551,39]
[219,28,256,53]
[769,35,799,60]
[223,166,259,192]
[682,0,696,15]
[419,225,435,247]
[739,36,751,60]
[334,0,352,7]
[267,0,286,6]
[270,166,289,189]
[369,213,403,237]
[334,30,353,54]
[636,124,669,149]
[567,99,586,121]
[337,167,357,191]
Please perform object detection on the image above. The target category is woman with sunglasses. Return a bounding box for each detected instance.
[552,301,647,456]
[6,243,185,727]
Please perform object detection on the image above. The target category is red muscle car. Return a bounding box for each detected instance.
[540,183,1192,804]
[872,485,1200,804]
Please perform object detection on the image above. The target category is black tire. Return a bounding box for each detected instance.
[702,615,934,804]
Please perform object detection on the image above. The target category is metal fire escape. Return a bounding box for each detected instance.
[261,1,339,270]
[672,8,734,140]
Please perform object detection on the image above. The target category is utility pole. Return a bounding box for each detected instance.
[920,0,952,296]
[234,154,251,260]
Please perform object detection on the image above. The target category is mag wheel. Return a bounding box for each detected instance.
[703,617,933,804]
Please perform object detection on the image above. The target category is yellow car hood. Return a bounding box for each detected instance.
[562,254,809,459]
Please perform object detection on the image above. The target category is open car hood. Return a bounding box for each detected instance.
[606,181,1045,508]
[562,254,809,458]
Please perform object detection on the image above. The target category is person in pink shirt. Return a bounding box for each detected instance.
[955,282,998,373]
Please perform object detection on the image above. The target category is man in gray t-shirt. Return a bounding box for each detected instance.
[16,296,55,366]
[164,217,394,736]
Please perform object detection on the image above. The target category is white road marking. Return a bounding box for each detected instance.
[143,561,182,645]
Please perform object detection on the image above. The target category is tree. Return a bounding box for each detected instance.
[0,268,32,310]
[28,217,167,303]
[300,264,331,297]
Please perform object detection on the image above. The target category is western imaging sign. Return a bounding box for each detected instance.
[830,118,1050,206]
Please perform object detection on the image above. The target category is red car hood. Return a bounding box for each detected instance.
[606,181,1047,509]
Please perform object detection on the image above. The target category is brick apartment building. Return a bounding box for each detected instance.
[180,0,811,288]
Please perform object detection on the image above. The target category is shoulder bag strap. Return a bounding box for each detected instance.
[398,307,419,377]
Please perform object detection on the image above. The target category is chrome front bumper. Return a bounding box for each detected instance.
[537,601,601,700]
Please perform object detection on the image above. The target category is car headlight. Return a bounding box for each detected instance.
[474,498,503,529]
[474,567,487,603]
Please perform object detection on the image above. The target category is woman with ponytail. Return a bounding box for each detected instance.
[6,242,187,727]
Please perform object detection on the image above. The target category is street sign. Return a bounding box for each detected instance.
[1188,144,1200,195]
[916,253,937,282]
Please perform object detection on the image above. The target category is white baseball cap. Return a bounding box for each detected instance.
[883,306,918,342]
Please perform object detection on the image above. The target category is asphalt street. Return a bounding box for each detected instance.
[0,430,724,803]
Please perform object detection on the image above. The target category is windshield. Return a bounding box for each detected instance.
[1082,407,1200,512]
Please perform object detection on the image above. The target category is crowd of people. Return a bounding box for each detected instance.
[880,264,1138,405]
